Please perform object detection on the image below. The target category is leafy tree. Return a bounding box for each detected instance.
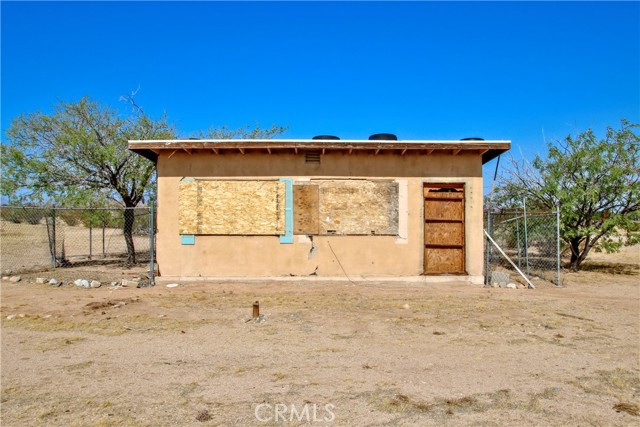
[497,120,639,271]
[198,123,288,139]
[1,97,175,264]
[2,96,288,265]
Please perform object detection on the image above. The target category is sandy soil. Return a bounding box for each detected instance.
[0,247,638,426]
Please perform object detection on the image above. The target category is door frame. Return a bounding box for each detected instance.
[423,182,467,275]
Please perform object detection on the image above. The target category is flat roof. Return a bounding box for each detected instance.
[128,139,510,164]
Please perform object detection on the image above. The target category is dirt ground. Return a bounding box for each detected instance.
[1,246,638,426]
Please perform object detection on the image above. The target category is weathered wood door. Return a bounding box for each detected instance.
[423,184,465,274]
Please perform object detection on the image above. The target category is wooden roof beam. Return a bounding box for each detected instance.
[267,147,272,155]
[238,147,245,155]
[478,148,489,156]
[211,148,219,155]
[182,148,192,154]
[400,148,407,156]
[374,149,380,155]
[167,149,178,159]
[452,148,461,155]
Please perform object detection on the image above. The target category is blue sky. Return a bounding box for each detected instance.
[2,1,639,191]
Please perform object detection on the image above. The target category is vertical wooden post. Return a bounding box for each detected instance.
[252,301,260,318]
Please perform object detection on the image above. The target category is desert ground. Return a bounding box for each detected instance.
[1,246,638,426]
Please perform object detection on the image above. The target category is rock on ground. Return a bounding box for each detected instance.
[74,279,90,288]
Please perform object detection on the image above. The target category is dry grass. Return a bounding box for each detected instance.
[571,368,640,399]
[372,387,564,418]
[613,402,639,417]
[3,313,210,336]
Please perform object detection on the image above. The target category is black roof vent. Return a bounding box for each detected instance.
[312,135,340,140]
[369,133,398,141]
[460,137,484,141]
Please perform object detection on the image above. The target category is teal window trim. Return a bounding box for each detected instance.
[279,178,293,244]
[181,234,195,245]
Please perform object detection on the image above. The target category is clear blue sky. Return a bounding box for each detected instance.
[2,1,639,192]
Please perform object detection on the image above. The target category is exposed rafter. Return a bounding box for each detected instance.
[129,139,511,165]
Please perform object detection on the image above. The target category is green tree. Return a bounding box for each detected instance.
[497,120,639,271]
[198,123,288,139]
[2,96,288,265]
[1,97,175,263]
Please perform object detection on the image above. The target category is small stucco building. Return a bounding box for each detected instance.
[129,137,509,284]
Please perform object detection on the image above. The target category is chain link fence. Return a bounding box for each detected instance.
[485,203,561,287]
[0,206,155,281]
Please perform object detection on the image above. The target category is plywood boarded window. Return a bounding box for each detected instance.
[179,180,285,235]
[294,180,399,236]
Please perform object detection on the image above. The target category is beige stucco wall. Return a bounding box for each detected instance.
[155,151,484,279]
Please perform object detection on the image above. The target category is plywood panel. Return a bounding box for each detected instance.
[425,199,463,220]
[319,181,399,235]
[293,184,319,234]
[178,181,199,234]
[179,180,285,235]
[425,248,464,273]
[424,184,465,274]
[424,222,464,246]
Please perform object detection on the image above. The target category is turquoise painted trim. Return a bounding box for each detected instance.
[279,178,294,244]
[181,234,195,245]
[180,177,195,182]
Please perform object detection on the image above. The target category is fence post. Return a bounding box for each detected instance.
[89,225,93,260]
[484,210,492,286]
[556,203,561,287]
[516,218,522,269]
[51,206,57,268]
[523,198,530,276]
[102,211,106,258]
[149,205,155,286]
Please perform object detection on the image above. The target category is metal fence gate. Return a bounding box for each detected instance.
[0,206,156,284]
[484,201,561,287]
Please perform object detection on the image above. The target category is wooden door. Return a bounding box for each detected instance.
[423,184,465,274]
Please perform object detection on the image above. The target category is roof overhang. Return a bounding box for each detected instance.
[128,139,510,165]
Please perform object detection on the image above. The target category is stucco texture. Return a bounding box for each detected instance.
[155,151,483,279]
